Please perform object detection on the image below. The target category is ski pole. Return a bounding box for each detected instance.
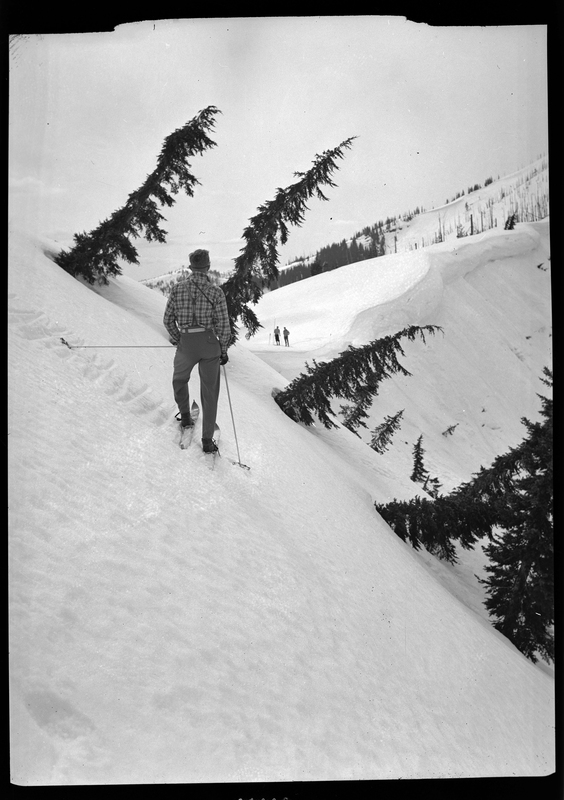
[222,365,250,470]
[60,338,173,349]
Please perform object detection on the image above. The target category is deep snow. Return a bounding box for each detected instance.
[9,202,553,782]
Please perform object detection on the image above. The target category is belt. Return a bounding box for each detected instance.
[180,327,206,333]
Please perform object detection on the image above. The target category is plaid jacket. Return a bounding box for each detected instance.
[163,273,231,352]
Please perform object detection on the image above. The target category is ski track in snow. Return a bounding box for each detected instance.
[9,297,171,426]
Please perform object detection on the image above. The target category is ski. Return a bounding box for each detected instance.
[204,424,221,469]
[208,428,251,471]
[178,402,200,449]
[179,412,250,471]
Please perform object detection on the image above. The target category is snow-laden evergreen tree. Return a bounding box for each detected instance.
[222,137,356,341]
[376,369,553,664]
[55,106,221,284]
[274,325,441,428]
[370,410,404,454]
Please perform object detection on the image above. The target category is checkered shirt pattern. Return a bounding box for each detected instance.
[163,273,231,352]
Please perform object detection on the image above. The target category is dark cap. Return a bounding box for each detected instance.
[189,249,211,270]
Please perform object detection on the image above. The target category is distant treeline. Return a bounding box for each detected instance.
[443,176,496,206]
[442,155,545,207]
[272,208,424,290]
[142,268,223,296]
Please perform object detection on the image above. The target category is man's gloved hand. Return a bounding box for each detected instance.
[220,352,229,366]
[169,337,180,346]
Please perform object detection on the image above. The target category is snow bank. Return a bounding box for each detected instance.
[245,226,545,355]
[244,223,551,488]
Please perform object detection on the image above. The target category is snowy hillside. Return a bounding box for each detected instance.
[392,157,549,252]
[140,267,224,297]
[279,156,548,269]
[8,216,553,784]
[244,223,551,494]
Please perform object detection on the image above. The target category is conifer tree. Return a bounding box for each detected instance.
[55,106,221,284]
[410,435,427,483]
[340,374,381,434]
[370,409,404,454]
[478,369,553,662]
[377,495,458,561]
[422,474,442,499]
[274,325,441,428]
[504,213,517,230]
[275,261,311,289]
[222,137,356,341]
[375,369,553,663]
[409,435,442,497]
[442,423,459,437]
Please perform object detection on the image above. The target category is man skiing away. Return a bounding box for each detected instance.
[163,249,231,453]
[274,325,281,345]
[283,327,290,346]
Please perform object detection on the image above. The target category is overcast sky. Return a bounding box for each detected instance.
[9,17,548,279]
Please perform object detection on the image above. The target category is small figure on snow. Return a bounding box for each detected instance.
[163,249,231,453]
[274,325,281,345]
[283,327,290,346]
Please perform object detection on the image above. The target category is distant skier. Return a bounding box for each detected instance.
[163,249,231,453]
[283,327,290,346]
[274,326,281,345]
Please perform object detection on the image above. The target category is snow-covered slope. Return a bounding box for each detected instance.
[244,222,551,492]
[392,157,549,252]
[282,156,549,268]
[8,224,553,784]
